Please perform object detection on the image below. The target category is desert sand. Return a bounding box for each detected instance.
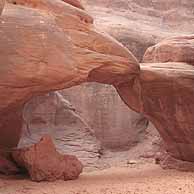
[1,163,194,194]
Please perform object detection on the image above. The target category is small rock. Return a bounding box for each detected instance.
[12,135,83,181]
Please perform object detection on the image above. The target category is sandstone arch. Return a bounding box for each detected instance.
[0,0,194,174]
[0,0,138,153]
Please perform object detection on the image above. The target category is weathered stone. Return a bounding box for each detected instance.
[62,0,84,9]
[143,35,194,64]
[0,156,19,175]
[1,0,194,174]
[0,0,4,15]
[116,62,194,162]
[0,0,139,153]
[61,83,148,150]
[155,152,194,172]
[82,0,194,61]
[20,92,101,170]
[12,135,83,181]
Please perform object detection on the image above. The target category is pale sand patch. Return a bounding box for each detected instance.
[0,163,194,194]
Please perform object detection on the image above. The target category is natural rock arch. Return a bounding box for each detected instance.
[0,0,194,170]
[0,0,138,153]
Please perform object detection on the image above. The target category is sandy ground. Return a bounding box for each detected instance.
[1,163,194,194]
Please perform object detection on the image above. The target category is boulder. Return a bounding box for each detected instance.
[143,35,194,64]
[12,135,83,181]
[116,61,194,162]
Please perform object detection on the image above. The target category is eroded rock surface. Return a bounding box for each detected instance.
[13,135,83,181]
[61,83,148,150]
[1,0,194,176]
[82,0,194,61]
[155,151,194,172]
[143,35,194,64]
[0,0,138,153]
[20,92,101,170]
[62,0,85,9]
[117,60,194,162]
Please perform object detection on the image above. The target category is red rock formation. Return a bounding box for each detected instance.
[61,84,148,150]
[155,151,194,172]
[12,135,83,181]
[0,156,19,175]
[0,0,138,176]
[62,0,84,9]
[7,0,84,10]
[1,0,194,176]
[0,0,5,15]
[82,0,194,61]
[116,36,194,162]
[20,92,101,169]
[143,35,194,64]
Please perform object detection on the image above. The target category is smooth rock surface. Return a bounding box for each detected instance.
[13,135,83,181]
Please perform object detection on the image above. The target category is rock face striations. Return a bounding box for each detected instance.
[20,91,101,170]
[0,0,194,179]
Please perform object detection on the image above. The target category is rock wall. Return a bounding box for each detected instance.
[20,92,101,169]
[82,0,194,61]
[62,83,148,150]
